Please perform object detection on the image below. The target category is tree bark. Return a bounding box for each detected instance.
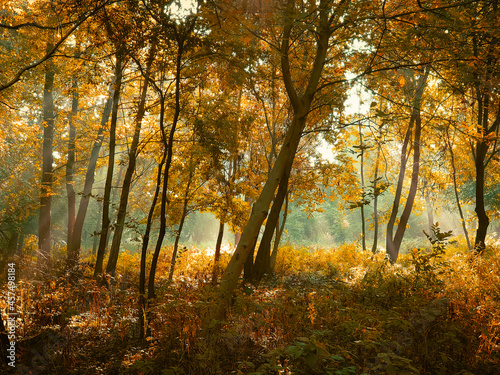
[66,77,78,251]
[147,38,183,298]
[94,52,124,277]
[270,190,288,272]
[212,220,225,284]
[139,147,167,341]
[106,45,156,276]
[167,192,190,283]
[371,143,381,254]
[469,31,500,253]
[386,67,429,262]
[359,123,366,251]
[252,160,290,284]
[447,129,472,250]
[38,43,55,265]
[67,88,113,267]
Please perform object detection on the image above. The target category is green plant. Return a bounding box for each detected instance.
[411,222,452,285]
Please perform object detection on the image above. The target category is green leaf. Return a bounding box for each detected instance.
[305,352,318,368]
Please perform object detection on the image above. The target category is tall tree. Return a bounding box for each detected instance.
[214,0,354,313]
[38,40,56,264]
[66,76,78,250]
[94,51,124,277]
[106,43,156,276]
[386,67,430,262]
[67,86,113,268]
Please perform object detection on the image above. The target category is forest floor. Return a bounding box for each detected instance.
[1,240,500,374]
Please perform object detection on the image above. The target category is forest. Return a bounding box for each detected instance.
[1,0,500,373]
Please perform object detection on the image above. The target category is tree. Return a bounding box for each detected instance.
[214,0,359,313]
[94,50,125,277]
[385,67,430,262]
[38,39,56,265]
[106,42,156,276]
[67,83,113,268]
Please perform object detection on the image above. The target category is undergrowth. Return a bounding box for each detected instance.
[1,241,500,374]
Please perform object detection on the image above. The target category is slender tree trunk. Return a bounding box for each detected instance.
[106,45,156,276]
[66,77,78,250]
[371,144,380,254]
[68,90,113,267]
[167,192,190,283]
[212,220,225,284]
[474,141,489,253]
[139,147,167,341]
[252,160,290,284]
[38,43,55,265]
[147,40,182,298]
[386,67,429,262]
[447,130,472,250]
[270,190,288,272]
[94,52,124,277]
[106,162,125,248]
[472,83,500,253]
[359,123,366,251]
[425,192,434,237]
[93,200,102,255]
[168,159,195,283]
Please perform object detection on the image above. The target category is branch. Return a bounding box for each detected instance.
[0,1,112,92]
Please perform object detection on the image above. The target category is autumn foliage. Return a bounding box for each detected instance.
[3,0,500,373]
[1,240,499,374]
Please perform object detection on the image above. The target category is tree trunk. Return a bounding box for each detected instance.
[106,45,156,276]
[139,147,167,341]
[386,67,429,262]
[38,43,55,265]
[147,40,182,298]
[214,1,331,315]
[447,129,472,250]
[359,123,366,251]
[66,77,78,250]
[425,191,434,238]
[270,189,288,272]
[168,158,195,283]
[218,108,308,304]
[167,192,190,283]
[470,31,500,253]
[474,140,490,253]
[252,160,290,284]
[371,143,380,254]
[94,52,124,277]
[212,220,225,284]
[67,89,113,267]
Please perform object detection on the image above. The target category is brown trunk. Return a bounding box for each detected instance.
[94,52,124,277]
[148,37,184,297]
[447,129,472,250]
[474,141,489,253]
[139,147,167,341]
[270,191,288,272]
[66,77,78,250]
[106,45,156,276]
[67,90,113,267]
[359,123,366,251]
[386,67,429,262]
[211,220,225,284]
[371,143,380,254]
[38,43,55,265]
[168,164,194,283]
[252,160,290,284]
